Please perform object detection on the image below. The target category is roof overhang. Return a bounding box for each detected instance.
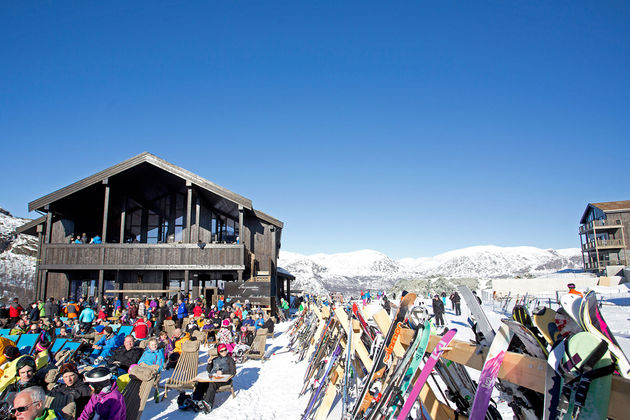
[15,215,47,236]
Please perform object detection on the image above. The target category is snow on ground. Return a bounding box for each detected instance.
[144,285,630,419]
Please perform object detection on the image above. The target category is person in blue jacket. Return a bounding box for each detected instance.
[78,306,96,329]
[136,338,165,372]
[90,327,123,364]
[176,300,188,329]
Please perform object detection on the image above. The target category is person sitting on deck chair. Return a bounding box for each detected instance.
[191,343,236,413]
[89,326,123,364]
[108,336,143,373]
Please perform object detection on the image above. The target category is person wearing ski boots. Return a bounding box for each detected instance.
[78,367,126,420]
[191,343,236,412]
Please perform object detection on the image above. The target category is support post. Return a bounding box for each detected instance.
[102,179,110,242]
[98,269,105,309]
[184,270,190,299]
[120,198,126,244]
[195,195,200,242]
[186,181,193,243]
[41,210,53,300]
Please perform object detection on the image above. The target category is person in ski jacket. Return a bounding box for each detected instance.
[132,317,150,340]
[432,295,445,327]
[79,367,125,420]
[136,338,165,372]
[47,362,92,417]
[108,336,143,372]
[567,283,584,297]
[451,292,461,316]
[65,301,80,319]
[217,297,224,311]
[79,305,95,326]
[193,303,203,318]
[177,300,188,328]
[91,327,123,361]
[191,343,236,410]
[12,387,64,420]
[9,299,23,324]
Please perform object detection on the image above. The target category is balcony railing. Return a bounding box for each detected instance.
[579,219,624,234]
[584,259,629,271]
[581,238,625,250]
[40,243,245,270]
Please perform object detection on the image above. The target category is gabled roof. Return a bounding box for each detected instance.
[580,200,630,224]
[27,152,283,228]
[15,215,46,236]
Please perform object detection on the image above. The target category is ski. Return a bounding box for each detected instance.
[350,293,416,419]
[301,343,343,420]
[396,328,457,420]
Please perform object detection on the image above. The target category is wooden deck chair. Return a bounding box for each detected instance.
[117,325,133,338]
[216,382,236,398]
[191,330,207,345]
[50,338,68,356]
[122,363,160,420]
[17,334,39,355]
[247,328,268,360]
[54,341,81,366]
[163,339,200,398]
[163,320,175,338]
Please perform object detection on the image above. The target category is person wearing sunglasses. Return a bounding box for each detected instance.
[12,386,64,420]
[190,343,236,413]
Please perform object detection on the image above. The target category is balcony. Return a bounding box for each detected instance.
[583,259,629,271]
[40,243,245,270]
[581,238,625,251]
[579,219,624,234]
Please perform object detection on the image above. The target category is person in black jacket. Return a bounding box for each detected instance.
[47,363,92,418]
[262,316,274,333]
[191,343,236,411]
[451,292,461,316]
[432,295,445,327]
[108,336,143,373]
[0,356,46,406]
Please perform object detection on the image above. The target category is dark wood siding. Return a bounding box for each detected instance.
[41,244,245,270]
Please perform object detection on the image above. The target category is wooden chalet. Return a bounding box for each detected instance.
[17,152,291,310]
[579,200,630,273]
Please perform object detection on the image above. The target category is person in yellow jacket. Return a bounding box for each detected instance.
[0,346,22,393]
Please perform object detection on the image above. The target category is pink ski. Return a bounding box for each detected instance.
[396,329,457,420]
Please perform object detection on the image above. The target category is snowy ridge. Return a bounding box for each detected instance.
[279,245,583,294]
[0,208,37,301]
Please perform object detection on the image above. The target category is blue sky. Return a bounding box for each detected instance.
[1,1,629,259]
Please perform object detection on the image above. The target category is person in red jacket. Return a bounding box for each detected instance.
[132,317,150,340]
[9,298,23,326]
[193,303,203,318]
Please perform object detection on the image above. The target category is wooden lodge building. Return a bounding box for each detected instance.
[579,200,630,274]
[17,152,294,310]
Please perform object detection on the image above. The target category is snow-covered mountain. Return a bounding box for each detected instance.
[0,208,38,302]
[279,246,584,294]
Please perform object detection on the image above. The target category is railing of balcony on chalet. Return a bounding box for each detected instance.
[579,219,624,233]
[584,259,629,270]
[581,239,625,250]
[41,243,245,270]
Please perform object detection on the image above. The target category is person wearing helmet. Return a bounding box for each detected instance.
[1,356,45,406]
[78,367,126,420]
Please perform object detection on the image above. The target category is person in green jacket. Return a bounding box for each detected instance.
[280,298,289,319]
[12,386,63,420]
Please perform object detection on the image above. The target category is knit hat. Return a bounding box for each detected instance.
[3,346,20,361]
[221,319,230,327]
[35,340,50,352]
[217,343,228,352]
[59,362,79,375]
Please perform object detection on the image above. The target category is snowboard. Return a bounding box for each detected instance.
[543,339,566,420]
[555,307,583,338]
[512,305,549,356]
[532,306,562,346]
[503,319,548,358]
[581,290,630,379]
[560,293,585,330]
[469,323,513,420]
[559,332,614,419]
[396,328,457,420]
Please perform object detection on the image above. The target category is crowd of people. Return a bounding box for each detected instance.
[0,294,278,419]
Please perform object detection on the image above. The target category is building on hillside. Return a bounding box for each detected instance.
[16,152,291,310]
[579,201,630,274]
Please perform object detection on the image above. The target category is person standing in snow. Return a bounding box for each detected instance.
[451,292,461,316]
[432,295,445,327]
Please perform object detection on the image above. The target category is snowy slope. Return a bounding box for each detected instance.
[0,208,37,301]
[280,246,583,294]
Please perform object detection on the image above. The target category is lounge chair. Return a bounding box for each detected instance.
[246,328,268,360]
[163,340,201,398]
[50,338,68,356]
[17,334,39,355]
[122,363,161,420]
[163,320,175,338]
